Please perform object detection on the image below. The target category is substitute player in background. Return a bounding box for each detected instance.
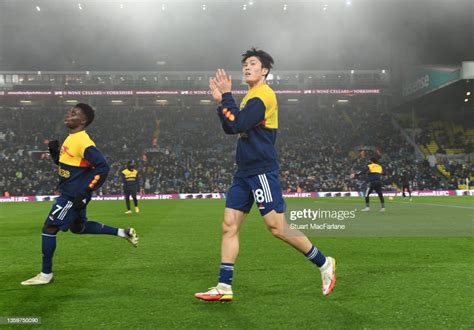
[122,160,140,214]
[21,103,139,286]
[195,48,336,301]
[351,157,385,212]
[401,171,413,201]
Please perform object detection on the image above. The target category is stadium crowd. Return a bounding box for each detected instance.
[0,104,467,196]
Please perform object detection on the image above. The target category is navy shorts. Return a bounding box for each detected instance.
[45,195,87,231]
[226,170,285,216]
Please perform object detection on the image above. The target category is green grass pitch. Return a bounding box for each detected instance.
[0,196,473,328]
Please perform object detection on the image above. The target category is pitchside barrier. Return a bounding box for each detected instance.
[0,190,473,203]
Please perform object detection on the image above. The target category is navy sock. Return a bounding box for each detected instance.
[218,263,234,285]
[305,245,327,268]
[41,231,57,274]
[81,221,119,235]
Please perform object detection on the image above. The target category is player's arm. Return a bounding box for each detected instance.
[48,140,60,165]
[135,172,140,190]
[211,68,265,133]
[84,146,110,191]
[351,166,368,178]
[216,106,235,135]
[210,73,237,134]
[218,94,265,133]
[72,146,110,209]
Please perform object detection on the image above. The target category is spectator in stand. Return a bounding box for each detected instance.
[0,105,461,196]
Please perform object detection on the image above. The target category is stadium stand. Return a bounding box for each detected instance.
[0,104,456,196]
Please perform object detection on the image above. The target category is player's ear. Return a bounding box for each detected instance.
[262,68,269,77]
[78,111,88,127]
[80,117,88,127]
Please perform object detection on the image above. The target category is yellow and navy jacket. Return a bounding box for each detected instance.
[121,168,140,190]
[357,163,383,183]
[51,131,110,199]
[217,84,279,177]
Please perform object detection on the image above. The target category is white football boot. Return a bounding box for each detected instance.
[320,257,336,296]
[125,228,139,247]
[195,283,233,301]
[21,273,53,286]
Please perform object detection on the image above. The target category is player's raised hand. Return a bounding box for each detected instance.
[214,69,232,93]
[209,77,223,104]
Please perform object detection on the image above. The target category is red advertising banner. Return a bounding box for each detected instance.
[0,89,381,97]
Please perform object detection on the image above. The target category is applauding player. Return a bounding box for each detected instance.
[195,48,336,301]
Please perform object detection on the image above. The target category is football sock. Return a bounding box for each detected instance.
[125,198,131,210]
[379,194,385,207]
[117,228,127,238]
[40,272,53,280]
[218,263,234,286]
[305,245,327,268]
[81,221,119,235]
[41,230,57,274]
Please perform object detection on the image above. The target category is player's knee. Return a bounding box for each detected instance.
[271,228,287,241]
[266,224,287,241]
[42,223,59,235]
[69,222,85,234]
[222,220,239,237]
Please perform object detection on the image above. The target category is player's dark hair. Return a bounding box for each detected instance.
[242,47,274,78]
[75,103,95,127]
[369,157,379,164]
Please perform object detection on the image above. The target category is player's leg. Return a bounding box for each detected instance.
[125,191,132,214]
[263,210,311,251]
[402,186,406,198]
[69,210,139,247]
[362,185,374,211]
[221,207,247,264]
[41,223,59,277]
[408,185,412,200]
[217,208,247,292]
[262,210,336,295]
[375,183,385,211]
[21,223,59,285]
[21,197,71,285]
[256,170,336,296]
[195,176,252,301]
[132,191,139,212]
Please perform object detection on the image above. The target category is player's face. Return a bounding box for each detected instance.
[242,56,268,84]
[64,107,87,129]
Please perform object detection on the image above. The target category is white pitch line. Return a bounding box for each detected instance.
[394,201,474,210]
